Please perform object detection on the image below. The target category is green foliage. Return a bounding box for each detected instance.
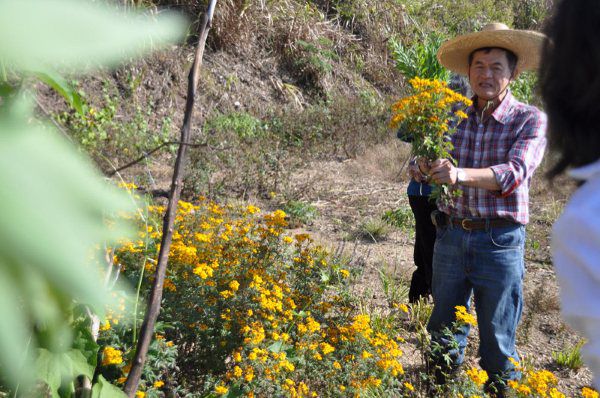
[552,340,585,370]
[512,0,549,30]
[282,200,319,226]
[55,86,174,168]
[205,111,266,139]
[389,34,449,82]
[0,0,185,391]
[382,207,415,231]
[512,71,540,106]
[402,0,515,36]
[294,38,339,76]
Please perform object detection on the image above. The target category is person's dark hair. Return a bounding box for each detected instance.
[448,73,472,98]
[539,0,600,180]
[468,47,518,76]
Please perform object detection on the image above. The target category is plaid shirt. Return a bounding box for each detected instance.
[438,91,547,224]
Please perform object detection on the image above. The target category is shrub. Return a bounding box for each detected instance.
[113,198,408,396]
[389,33,449,82]
[282,199,319,227]
[382,207,415,231]
[205,111,266,139]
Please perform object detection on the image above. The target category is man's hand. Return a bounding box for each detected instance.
[430,158,459,185]
[408,160,429,183]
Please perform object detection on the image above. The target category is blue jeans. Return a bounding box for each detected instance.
[427,220,525,382]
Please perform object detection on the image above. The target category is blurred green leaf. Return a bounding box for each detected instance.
[35,348,95,396]
[92,375,128,398]
[0,97,133,387]
[0,0,186,390]
[31,70,85,115]
[0,0,187,72]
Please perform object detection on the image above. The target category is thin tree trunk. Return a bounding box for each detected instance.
[123,1,218,395]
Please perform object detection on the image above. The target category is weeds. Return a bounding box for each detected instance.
[282,199,318,227]
[356,217,391,242]
[553,340,586,370]
[382,207,415,232]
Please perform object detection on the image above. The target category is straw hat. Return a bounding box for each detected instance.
[437,23,546,76]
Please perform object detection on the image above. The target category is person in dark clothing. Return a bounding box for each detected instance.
[399,73,471,303]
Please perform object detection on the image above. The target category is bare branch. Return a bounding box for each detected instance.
[123,1,219,395]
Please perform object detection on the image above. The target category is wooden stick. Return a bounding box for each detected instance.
[123,1,218,395]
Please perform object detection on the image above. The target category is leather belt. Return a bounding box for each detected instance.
[450,217,517,231]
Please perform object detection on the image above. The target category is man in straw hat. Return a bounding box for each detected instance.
[421,23,547,396]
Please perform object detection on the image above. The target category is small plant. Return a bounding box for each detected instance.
[282,199,318,227]
[378,267,409,307]
[382,207,415,231]
[552,340,585,370]
[357,217,391,242]
[204,111,266,139]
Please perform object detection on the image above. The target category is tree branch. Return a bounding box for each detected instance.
[123,1,219,396]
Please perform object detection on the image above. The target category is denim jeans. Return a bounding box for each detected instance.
[427,220,526,383]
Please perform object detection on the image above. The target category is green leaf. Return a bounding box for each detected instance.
[35,348,95,396]
[268,341,292,353]
[0,0,187,72]
[92,376,128,398]
[31,70,85,115]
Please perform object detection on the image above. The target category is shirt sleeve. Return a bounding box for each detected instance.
[489,111,547,197]
[553,209,600,389]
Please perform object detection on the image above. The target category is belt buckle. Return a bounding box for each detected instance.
[461,218,473,231]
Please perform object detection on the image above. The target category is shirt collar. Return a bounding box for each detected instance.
[569,159,600,181]
[466,90,516,125]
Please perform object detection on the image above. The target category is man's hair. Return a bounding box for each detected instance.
[468,47,518,76]
[540,0,600,180]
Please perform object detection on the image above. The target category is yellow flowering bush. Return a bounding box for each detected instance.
[112,197,408,396]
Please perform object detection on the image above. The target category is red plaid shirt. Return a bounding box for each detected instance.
[438,91,547,224]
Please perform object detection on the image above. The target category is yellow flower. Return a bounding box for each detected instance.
[135,392,145,398]
[466,367,488,386]
[101,346,123,366]
[455,305,477,326]
[99,320,111,332]
[215,385,229,395]
[404,382,414,391]
[229,280,240,291]
[244,366,255,382]
[549,388,566,398]
[340,269,350,278]
[582,387,599,398]
[153,380,164,388]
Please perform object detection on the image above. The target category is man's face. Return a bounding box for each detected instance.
[468,48,513,101]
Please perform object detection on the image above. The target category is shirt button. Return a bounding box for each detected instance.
[479,124,484,128]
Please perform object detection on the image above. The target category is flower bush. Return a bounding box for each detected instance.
[108,197,408,397]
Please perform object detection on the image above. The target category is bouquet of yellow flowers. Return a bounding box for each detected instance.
[390,77,472,204]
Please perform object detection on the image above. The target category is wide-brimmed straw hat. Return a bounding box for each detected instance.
[437,23,546,76]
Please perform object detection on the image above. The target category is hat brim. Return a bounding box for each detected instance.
[437,29,546,76]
